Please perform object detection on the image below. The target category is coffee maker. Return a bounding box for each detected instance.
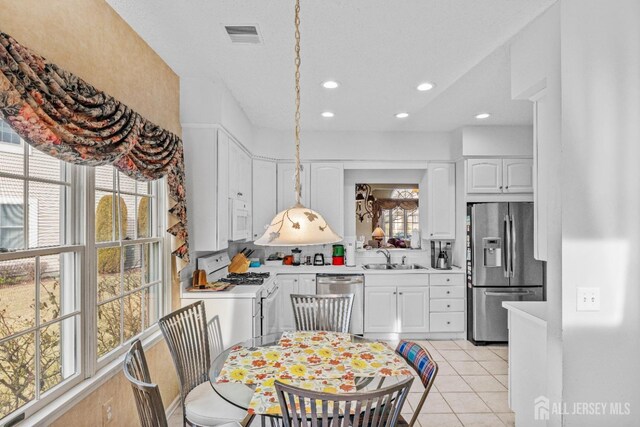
[431,240,453,270]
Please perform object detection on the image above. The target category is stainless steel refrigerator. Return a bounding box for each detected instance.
[467,202,544,343]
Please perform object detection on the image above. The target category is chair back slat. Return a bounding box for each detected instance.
[276,377,412,427]
[158,301,211,411]
[291,294,354,333]
[123,340,168,427]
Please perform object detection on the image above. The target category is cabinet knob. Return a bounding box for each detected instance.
[446,291,450,294]
[447,321,451,325]
[446,278,450,282]
[238,192,243,196]
[393,292,397,295]
[506,186,509,190]
[399,292,403,295]
[447,304,451,308]
[430,233,433,236]
[499,186,503,189]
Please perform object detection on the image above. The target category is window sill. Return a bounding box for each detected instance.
[25,329,164,426]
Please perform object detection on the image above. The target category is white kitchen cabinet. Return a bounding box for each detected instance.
[182,127,229,251]
[426,163,455,239]
[503,158,534,193]
[364,286,398,333]
[397,286,430,333]
[298,274,317,294]
[364,274,430,334]
[467,158,533,194]
[467,159,502,193]
[229,142,251,202]
[278,162,310,211]
[252,159,277,240]
[310,163,344,237]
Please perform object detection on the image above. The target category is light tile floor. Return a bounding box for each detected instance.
[168,340,512,427]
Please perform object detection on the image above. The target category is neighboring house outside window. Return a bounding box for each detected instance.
[0,119,23,154]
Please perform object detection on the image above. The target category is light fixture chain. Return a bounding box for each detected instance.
[294,0,302,205]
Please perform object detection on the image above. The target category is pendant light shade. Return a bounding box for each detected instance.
[255,204,342,246]
[256,0,342,246]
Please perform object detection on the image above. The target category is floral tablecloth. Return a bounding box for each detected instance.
[215,331,412,415]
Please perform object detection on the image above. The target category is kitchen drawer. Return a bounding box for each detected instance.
[365,274,428,287]
[430,274,464,286]
[430,299,465,312]
[430,312,465,332]
[430,286,465,299]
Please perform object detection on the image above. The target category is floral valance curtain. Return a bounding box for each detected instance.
[371,198,419,232]
[0,32,189,262]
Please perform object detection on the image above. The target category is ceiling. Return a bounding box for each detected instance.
[107,0,555,132]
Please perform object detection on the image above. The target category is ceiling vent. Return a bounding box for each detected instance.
[224,25,261,44]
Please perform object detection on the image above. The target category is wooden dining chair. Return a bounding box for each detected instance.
[159,301,251,427]
[123,339,169,427]
[275,377,413,427]
[290,294,354,333]
[394,341,439,427]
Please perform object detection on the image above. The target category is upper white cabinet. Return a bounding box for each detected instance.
[182,127,228,252]
[467,158,533,194]
[503,158,534,193]
[277,162,310,211]
[310,163,344,237]
[426,163,455,239]
[466,159,502,193]
[229,142,251,202]
[252,159,277,241]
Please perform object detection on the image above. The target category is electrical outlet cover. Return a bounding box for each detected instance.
[577,287,600,311]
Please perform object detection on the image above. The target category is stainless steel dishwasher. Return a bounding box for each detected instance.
[316,274,364,335]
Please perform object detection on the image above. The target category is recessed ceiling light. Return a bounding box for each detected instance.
[417,82,435,91]
[395,112,409,119]
[322,81,339,89]
[475,113,491,119]
[321,111,335,118]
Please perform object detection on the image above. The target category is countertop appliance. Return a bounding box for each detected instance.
[467,202,544,343]
[313,253,325,266]
[198,253,270,286]
[230,198,250,241]
[316,274,364,335]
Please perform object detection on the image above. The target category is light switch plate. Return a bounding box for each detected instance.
[577,287,600,311]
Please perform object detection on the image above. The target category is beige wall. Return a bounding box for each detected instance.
[0,0,181,423]
[0,0,181,135]
[51,341,178,427]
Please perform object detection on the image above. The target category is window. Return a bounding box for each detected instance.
[0,141,80,420]
[0,144,168,422]
[0,120,23,154]
[93,166,165,364]
[381,188,419,240]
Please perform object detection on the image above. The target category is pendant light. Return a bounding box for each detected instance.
[255,0,342,246]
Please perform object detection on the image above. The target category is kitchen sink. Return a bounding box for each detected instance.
[362,263,394,270]
[362,263,428,270]
[392,264,428,270]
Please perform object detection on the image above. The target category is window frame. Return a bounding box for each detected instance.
[0,143,170,423]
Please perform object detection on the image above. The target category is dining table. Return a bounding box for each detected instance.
[209,331,415,418]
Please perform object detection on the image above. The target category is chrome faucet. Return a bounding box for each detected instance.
[377,249,391,266]
[401,255,407,265]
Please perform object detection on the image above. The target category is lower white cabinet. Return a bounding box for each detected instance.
[364,274,429,334]
[430,312,465,332]
[429,274,465,332]
[276,274,316,332]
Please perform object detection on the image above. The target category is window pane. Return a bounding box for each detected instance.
[0,121,24,176]
[144,242,160,284]
[121,193,135,240]
[97,299,121,358]
[137,196,151,238]
[123,291,143,341]
[123,245,142,292]
[0,333,35,419]
[136,180,150,195]
[96,192,127,243]
[0,177,24,250]
[28,147,64,182]
[40,321,62,394]
[0,257,35,340]
[95,165,114,191]
[40,254,76,323]
[145,284,162,327]
[29,181,66,248]
[118,172,136,194]
[97,247,121,303]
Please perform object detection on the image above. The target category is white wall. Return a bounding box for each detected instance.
[561,1,640,425]
[253,128,453,161]
[180,77,255,151]
[460,126,533,157]
[510,5,563,425]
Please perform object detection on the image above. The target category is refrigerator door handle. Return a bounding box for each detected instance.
[484,290,534,296]
[510,214,516,278]
[503,214,511,278]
